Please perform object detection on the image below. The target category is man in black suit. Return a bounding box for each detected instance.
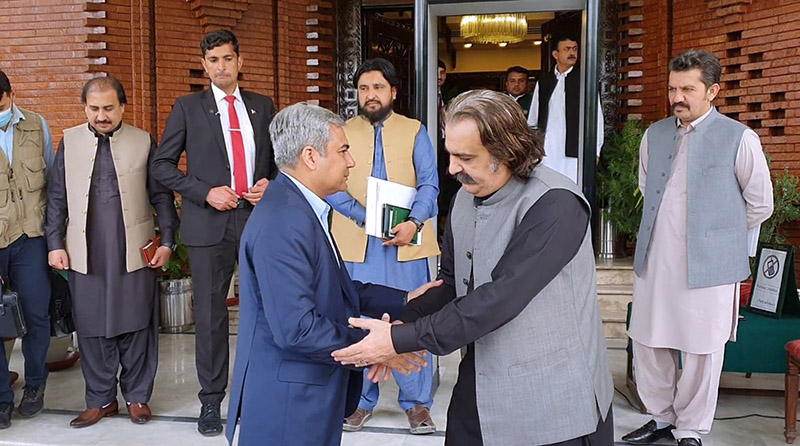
[151,29,276,437]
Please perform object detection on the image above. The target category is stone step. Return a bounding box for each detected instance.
[595,257,634,286]
[597,284,633,312]
[601,309,628,339]
[605,337,628,350]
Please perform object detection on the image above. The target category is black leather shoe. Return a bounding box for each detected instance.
[197,403,222,436]
[17,385,45,418]
[622,420,675,444]
[0,402,12,429]
[678,438,702,446]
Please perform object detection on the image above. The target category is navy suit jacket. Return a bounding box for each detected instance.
[226,173,406,446]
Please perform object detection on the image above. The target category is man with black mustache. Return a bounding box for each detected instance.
[45,77,178,428]
[527,34,604,184]
[328,58,440,435]
[622,50,773,446]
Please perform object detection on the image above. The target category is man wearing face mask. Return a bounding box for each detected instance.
[44,76,178,429]
[622,50,773,446]
[0,70,55,430]
[329,58,440,435]
[527,34,604,185]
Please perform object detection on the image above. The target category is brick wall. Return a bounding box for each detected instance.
[1,0,337,146]
[0,0,95,143]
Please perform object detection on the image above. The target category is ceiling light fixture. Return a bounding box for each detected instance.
[498,42,508,47]
[464,43,473,48]
[460,14,528,45]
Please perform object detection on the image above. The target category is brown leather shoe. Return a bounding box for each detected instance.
[70,401,119,428]
[127,402,152,424]
[406,404,436,434]
[343,408,372,432]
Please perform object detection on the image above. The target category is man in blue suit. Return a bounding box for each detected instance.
[226,103,435,446]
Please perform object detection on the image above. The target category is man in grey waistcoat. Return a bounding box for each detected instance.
[333,89,614,446]
[622,50,773,446]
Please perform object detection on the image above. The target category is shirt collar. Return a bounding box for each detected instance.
[508,93,526,100]
[211,82,242,105]
[8,104,24,128]
[676,106,714,131]
[554,65,574,78]
[281,172,332,223]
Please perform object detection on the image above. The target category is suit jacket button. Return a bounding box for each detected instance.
[466,251,472,260]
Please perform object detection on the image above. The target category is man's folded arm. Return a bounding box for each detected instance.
[391,189,589,355]
[253,221,366,365]
[151,99,214,206]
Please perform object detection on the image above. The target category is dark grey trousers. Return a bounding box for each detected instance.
[77,322,158,408]
[187,208,249,405]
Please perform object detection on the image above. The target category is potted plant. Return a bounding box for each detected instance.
[597,119,645,256]
[158,200,194,333]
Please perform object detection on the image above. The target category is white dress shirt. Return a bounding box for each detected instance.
[527,65,605,185]
[211,83,256,191]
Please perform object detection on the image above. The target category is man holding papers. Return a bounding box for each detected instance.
[329,58,440,434]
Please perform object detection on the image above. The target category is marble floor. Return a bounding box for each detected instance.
[0,334,793,445]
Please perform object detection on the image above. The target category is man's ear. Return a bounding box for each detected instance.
[707,83,720,102]
[299,146,317,171]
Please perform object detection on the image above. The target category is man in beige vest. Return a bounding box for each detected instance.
[329,58,440,434]
[44,77,178,428]
[0,70,55,430]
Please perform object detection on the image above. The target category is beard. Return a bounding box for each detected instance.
[360,100,393,123]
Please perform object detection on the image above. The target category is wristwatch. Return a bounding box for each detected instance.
[408,217,424,232]
[167,243,177,251]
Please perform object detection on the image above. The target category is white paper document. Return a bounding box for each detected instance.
[365,176,418,239]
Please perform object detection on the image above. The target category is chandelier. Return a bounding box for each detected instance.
[460,14,528,45]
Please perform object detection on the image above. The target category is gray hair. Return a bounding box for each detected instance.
[668,50,721,89]
[269,102,346,168]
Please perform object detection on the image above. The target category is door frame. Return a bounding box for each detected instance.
[414,0,601,204]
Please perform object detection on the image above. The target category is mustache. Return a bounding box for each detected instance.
[455,172,476,184]
[672,102,690,111]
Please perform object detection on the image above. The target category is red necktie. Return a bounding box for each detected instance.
[225,95,248,197]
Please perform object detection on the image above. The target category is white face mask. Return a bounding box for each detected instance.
[0,107,11,128]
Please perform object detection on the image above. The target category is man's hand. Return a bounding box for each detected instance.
[48,249,70,270]
[408,279,443,302]
[366,352,428,383]
[206,186,239,211]
[148,246,172,269]
[242,178,269,206]
[333,314,399,366]
[383,221,418,247]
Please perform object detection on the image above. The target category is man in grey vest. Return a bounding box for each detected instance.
[622,50,773,446]
[0,70,54,429]
[45,77,179,428]
[333,90,614,446]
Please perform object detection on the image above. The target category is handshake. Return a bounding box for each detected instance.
[331,279,443,382]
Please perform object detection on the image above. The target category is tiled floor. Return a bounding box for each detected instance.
[0,334,793,445]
